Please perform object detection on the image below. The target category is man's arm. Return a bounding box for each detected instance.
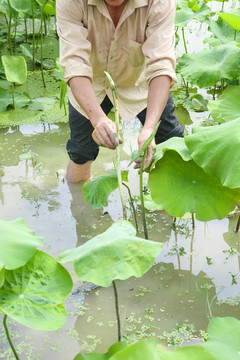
[69,76,121,149]
[136,75,171,170]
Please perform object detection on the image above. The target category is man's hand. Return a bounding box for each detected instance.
[135,128,156,171]
[92,117,122,149]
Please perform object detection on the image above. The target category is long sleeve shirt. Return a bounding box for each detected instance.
[56,0,177,122]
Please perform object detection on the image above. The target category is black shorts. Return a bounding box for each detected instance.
[66,93,184,165]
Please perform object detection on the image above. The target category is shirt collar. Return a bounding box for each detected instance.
[88,0,148,9]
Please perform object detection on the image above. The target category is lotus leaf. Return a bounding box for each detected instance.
[0,88,30,112]
[74,342,128,360]
[59,221,163,287]
[207,86,240,123]
[148,151,240,221]
[175,5,211,27]
[83,171,128,210]
[202,317,240,360]
[0,218,43,272]
[28,97,57,111]
[137,193,163,211]
[176,44,240,88]
[10,0,32,17]
[1,55,27,84]
[110,338,160,360]
[0,250,73,330]
[204,17,240,46]
[0,267,5,288]
[149,137,191,171]
[185,118,240,189]
[219,8,240,31]
[157,347,215,360]
[0,0,18,19]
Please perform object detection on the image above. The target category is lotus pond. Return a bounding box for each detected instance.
[0,0,240,359]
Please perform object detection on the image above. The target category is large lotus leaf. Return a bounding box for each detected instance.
[0,88,31,112]
[204,17,240,46]
[185,118,240,189]
[148,151,240,221]
[0,250,73,330]
[74,342,128,360]
[110,338,160,360]
[83,171,128,210]
[149,137,191,171]
[219,8,240,31]
[10,0,32,17]
[59,221,163,287]
[1,55,27,84]
[175,5,211,27]
[0,0,18,19]
[176,44,240,88]
[157,346,215,360]
[0,218,43,272]
[202,317,240,360]
[207,86,240,123]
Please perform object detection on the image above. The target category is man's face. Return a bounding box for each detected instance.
[104,0,127,6]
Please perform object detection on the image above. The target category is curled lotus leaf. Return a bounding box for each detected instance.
[59,221,163,287]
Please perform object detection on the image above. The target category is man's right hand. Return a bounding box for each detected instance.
[92,117,122,149]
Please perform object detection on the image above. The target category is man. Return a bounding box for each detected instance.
[56,0,184,182]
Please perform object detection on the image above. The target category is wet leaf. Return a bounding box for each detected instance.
[0,250,73,330]
[202,317,240,360]
[28,97,56,111]
[74,341,128,360]
[185,118,240,189]
[207,86,240,123]
[219,8,240,31]
[83,171,128,210]
[1,55,27,84]
[176,44,240,88]
[148,151,240,221]
[59,221,163,287]
[0,218,43,271]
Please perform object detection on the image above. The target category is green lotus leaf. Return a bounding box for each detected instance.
[149,137,191,171]
[10,0,32,17]
[204,17,240,46]
[0,267,5,288]
[175,4,211,27]
[207,86,240,123]
[176,44,240,88]
[202,317,240,359]
[137,193,163,211]
[28,97,57,111]
[1,55,27,84]
[185,118,240,189]
[0,250,73,330]
[59,221,163,287]
[74,342,128,360]
[43,2,56,15]
[219,8,240,31]
[110,338,160,360]
[148,151,240,221]
[0,0,18,19]
[157,346,215,360]
[0,89,31,112]
[83,171,128,210]
[0,218,43,271]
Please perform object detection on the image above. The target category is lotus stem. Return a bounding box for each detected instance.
[24,19,28,42]
[31,0,35,70]
[235,215,240,233]
[112,280,121,342]
[234,30,237,41]
[105,72,127,220]
[191,213,195,229]
[221,78,224,93]
[182,27,188,54]
[122,182,139,232]
[6,0,13,55]
[11,82,15,108]
[140,149,148,239]
[40,1,47,88]
[3,315,20,360]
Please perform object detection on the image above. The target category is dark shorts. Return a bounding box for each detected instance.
[67,93,184,164]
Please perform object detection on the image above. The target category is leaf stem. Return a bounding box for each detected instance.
[112,280,121,342]
[122,182,139,232]
[31,0,35,70]
[140,150,148,239]
[182,27,188,54]
[191,213,195,229]
[235,215,240,233]
[6,0,12,55]
[40,1,47,88]
[11,82,15,108]
[3,315,20,360]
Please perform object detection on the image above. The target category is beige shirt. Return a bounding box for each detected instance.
[56,0,177,122]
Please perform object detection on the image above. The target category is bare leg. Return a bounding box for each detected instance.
[66,160,92,183]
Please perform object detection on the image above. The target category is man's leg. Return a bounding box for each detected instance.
[66,97,113,182]
[137,92,184,144]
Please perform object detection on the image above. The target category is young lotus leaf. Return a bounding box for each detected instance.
[202,317,240,360]
[149,137,191,172]
[0,250,73,331]
[207,86,240,123]
[185,118,240,189]
[83,171,128,210]
[176,44,240,88]
[219,8,240,31]
[1,55,27,84]
[74,341,128,360]
[0,89,30,112]
[59,221,163,287]
[148,151,240,221]
[175,4,211,27]
[0,218,43,272]
[28,97,57,111]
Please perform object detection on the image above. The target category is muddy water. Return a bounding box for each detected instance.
[0,119,239,359]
